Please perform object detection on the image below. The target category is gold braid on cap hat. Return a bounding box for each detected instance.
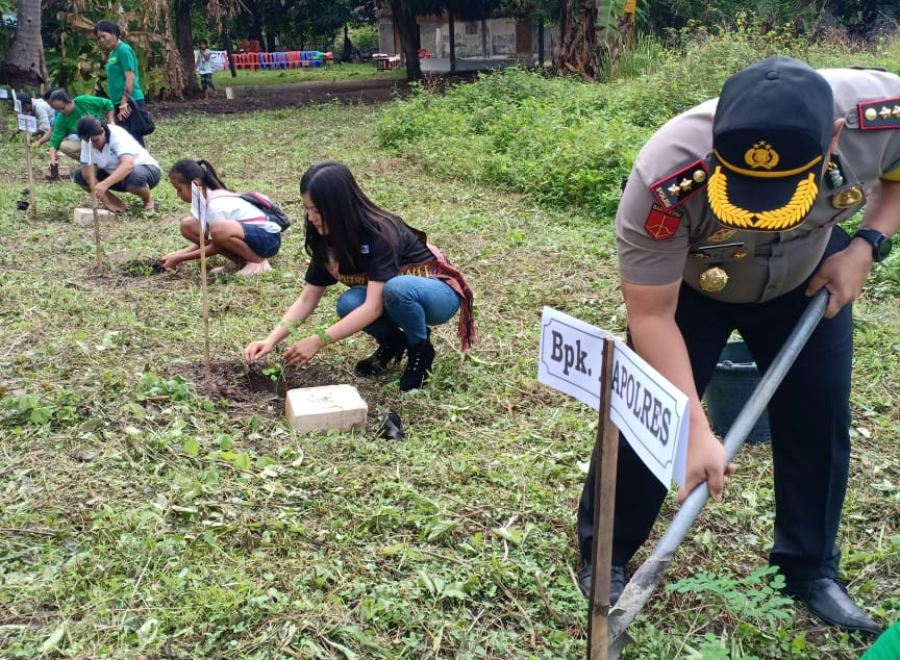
[707,166,818,231]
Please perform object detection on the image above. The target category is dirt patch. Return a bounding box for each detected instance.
[164,359,403,434]
[150,77,411,118]
[117,257,167,276]
[148,72,482,118]
[168,360,337,405]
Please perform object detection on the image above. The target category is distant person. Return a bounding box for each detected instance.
[195,40,217,100]
[38,89,115,174]
[21,95,54,139]
[74,116,160,214]
[93,20,147,146]
[161,159,282,275]
[243,160,475,392]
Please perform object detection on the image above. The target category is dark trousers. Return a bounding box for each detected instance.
[577,227,853,582]
[116,98,147,147]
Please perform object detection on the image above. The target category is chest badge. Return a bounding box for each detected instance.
[706,228,738,243]
[699,266,729,292]
[832,186,864,209]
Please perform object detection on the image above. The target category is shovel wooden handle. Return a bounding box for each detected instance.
[607,288,830,653]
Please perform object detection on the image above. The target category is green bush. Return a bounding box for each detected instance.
[378,68,645,218]
[378,15,899,219]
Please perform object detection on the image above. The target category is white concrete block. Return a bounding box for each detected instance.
[74,207,116,226]
[285,384,368,434]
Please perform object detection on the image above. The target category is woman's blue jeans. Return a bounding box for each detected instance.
[336,276,460,345]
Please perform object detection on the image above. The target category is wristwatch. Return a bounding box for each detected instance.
[853,228,892,262]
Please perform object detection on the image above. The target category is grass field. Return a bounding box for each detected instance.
[211,63,406,88]
[1,44,900,660]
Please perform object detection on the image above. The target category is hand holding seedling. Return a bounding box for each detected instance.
[93,178,111,199]
[244,338,275,363]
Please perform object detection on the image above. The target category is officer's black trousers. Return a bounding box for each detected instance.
[577,228,853,582]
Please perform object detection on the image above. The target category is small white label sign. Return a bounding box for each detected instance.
[24,115,37,132]
[13,98,21,113]
[17,114,27,131]
[608,341,688,488]
[538,307,610,410]
[538,307,688,488]
[0,89,8,99]
[191,182,208,231]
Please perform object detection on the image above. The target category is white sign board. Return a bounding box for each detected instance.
[14,98,22,113]
[538,307,689,488]
[191,182,208,231]
[18,114,37,132]
[0,89,8,99]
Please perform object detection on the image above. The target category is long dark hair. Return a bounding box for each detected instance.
[300,160,401,270]
[168,159,229,192]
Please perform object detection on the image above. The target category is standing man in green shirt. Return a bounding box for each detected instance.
[93,20,147,146]
[37,89,115,174]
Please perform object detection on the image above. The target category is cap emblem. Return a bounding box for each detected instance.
[744,142,780,170]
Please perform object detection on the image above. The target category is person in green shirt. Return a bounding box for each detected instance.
[861,621,900,659]
[93,20,147,146]
[37,89,115,171]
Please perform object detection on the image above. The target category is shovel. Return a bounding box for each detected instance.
[606,288,830,659]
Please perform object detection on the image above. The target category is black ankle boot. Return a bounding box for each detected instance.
[355,329,407,376]
[399,338,436,391]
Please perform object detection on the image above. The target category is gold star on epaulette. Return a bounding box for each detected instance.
[859,97,900,130]
[650,160,709,210]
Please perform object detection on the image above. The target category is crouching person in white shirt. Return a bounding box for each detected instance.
[73,116,161,214]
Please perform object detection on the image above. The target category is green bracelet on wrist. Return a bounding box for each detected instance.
[316,327,333,346]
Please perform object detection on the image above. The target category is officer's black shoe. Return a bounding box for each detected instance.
[785,578,881,634]
[577,563,627,605]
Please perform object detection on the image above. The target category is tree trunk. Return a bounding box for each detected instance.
[389,0,422,81]
[174,0,199,98]
[0,0,48,89]
[552,0,605,80]
[449,11,455,73]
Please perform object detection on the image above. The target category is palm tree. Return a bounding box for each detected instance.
[1,0,49,88]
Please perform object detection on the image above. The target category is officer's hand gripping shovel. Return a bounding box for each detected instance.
[604,289,830,659]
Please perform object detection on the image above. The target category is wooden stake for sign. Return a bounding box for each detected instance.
[587,338,620,660]
[86,150,105,273]
[23,129,37,220]
[197,183,212,383]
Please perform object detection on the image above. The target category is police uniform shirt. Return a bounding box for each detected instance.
[616,68,900,304]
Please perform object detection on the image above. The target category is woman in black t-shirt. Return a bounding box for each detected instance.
[244,161,474,391]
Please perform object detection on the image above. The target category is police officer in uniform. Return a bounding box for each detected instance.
[577,56,900,634]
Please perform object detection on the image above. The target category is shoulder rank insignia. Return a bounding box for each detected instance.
[644,204,682,241]
[650,160,709,210]
[858,97,900,130]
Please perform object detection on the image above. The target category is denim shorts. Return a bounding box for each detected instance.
[242,223,281,259]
